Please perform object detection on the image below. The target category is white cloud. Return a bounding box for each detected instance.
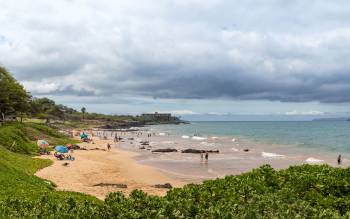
[284,110,325,116]
[22,81,60,94]
[207,112,229,116]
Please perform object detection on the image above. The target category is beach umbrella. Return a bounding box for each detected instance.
[37,139,49,148]
[80,133,88,139]
[55,145,69,153]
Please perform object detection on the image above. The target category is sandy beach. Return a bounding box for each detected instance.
[35,127,350,200]
[35,136,185,200]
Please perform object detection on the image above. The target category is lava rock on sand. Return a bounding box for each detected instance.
[93,183,128,188]
[181,149,219,154]
[152,148,178,153]
[153,183,173,189]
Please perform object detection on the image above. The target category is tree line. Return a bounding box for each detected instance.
[0,66,142,123]
[0,66,82,122]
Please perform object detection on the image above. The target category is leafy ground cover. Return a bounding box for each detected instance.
[0,123,102,218]
[0,122,350,218]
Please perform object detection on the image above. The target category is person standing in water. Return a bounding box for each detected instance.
[338,154,342,165]
[107,143,111,151]
[205,152,209,163]
[114,133,118,143]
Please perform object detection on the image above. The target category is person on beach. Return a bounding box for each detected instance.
[107,143,111,151]
[200,152,204,162]
[338,154,342,165]
[205,152,209,163]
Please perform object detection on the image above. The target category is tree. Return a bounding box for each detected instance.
[30,97,56,123]
[0,66,30,122]
[81,107,86,120]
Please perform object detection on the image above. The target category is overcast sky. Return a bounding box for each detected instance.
[1,0,350,120]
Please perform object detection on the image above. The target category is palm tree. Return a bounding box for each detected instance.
[81,107,86,120]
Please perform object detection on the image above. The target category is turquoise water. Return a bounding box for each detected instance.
[152,121,350,154]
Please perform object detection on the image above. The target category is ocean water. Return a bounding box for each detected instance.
[105,121,350,181]
[150,121,350,154]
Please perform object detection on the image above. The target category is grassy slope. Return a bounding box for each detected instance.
[0,122,101,217]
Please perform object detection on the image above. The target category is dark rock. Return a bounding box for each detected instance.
[93,183,127,188]
[139,146,146,149]
[153,183,172,189]
[243,149,249,152]
[181,149,219,154]
[152,148,178,153]
[72,144,81,150]
[90,148,106,151]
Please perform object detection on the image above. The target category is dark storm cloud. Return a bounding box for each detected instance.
[2,0,350,104]
[124,70,350,103]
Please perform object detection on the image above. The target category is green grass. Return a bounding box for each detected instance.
[0,123,37,154]
[0,122,102,218]
[0,122,79,154]
[24,122,80,146]
[0,151,53,200]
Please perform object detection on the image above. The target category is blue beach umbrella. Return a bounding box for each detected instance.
[55,145,69,153]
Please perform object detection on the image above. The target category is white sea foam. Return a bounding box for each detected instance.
[232,147,239,152]
[192,136,207,140]
[181,135,190,139]
[200,142,215,147]
[305,157,324,164]
[262,152,286,158]
[232,138,236,142]
[149,142,157,146]
[159,133,166,136]
[211,137,218,139]
[161,141,174,144]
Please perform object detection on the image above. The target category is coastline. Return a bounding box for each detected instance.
[116,125,350,181]
[35,136,185,200]
[35,123,350,200]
